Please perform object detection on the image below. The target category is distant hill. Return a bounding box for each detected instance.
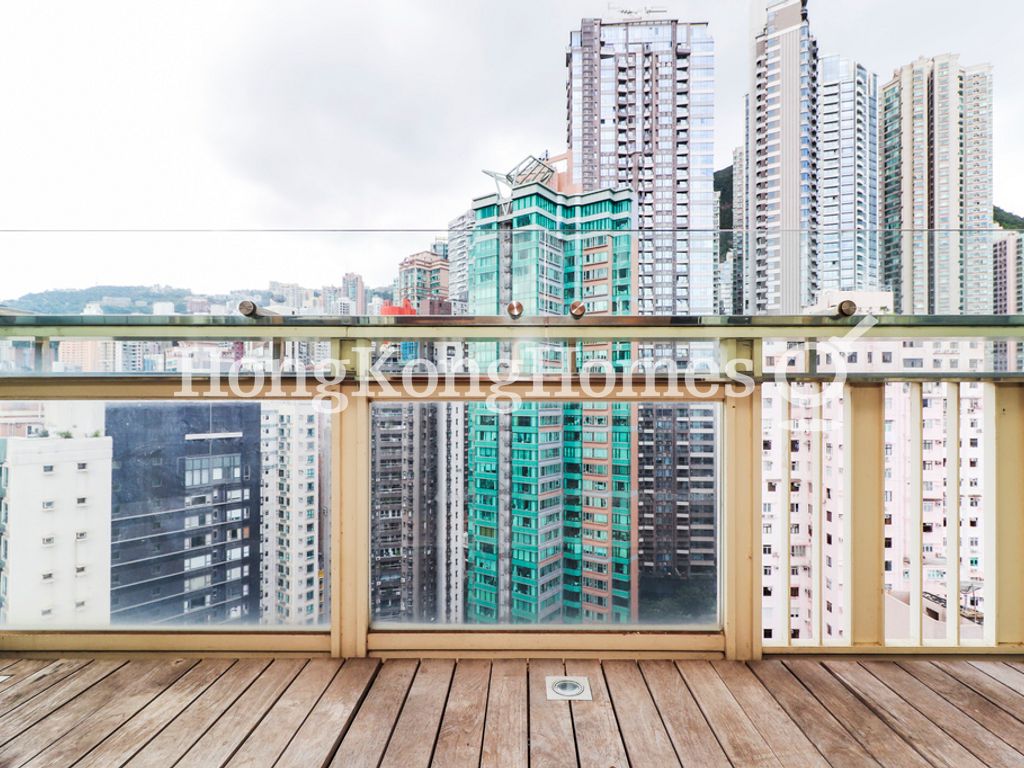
[367,285,393,303]
[996,206,1024,230]
[3,285,193,315]
[714,164,733,258]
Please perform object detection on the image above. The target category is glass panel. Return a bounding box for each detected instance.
[369,399,720,628]
[0,400,330,629]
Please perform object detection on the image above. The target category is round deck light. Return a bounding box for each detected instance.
[551,679,585,697]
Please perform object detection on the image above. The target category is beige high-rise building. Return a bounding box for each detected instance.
[395,251,449,314]
[743,0,819,314]
[880,54,994,314]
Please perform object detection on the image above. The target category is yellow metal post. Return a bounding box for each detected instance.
[990,383,1024,647]
[844,384,886,647]
[724,386,762,660]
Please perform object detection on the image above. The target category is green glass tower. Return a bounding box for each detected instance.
[465,156,637,625]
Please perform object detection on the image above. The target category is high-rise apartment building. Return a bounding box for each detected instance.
[447,210,475,315]
[370,401,440,623]
[465,155,637,624]
[107,403,262,625]
[0,432,112,626]
[817,56,879,293]
[395,251,450,314]
[568,16,720,608]
[341,273,367,315]
[994,231,1023,315]
[993,230,1023,371]
[435,341,468,624]
[743,0,819,313]
[730,144,747,313]
[880,55,994,314]
[567,17,715,317]
[259,403,323,626]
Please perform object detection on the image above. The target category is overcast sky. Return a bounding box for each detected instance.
[1,0,1021,300]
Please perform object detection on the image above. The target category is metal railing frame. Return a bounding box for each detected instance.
[0,314,1022,659]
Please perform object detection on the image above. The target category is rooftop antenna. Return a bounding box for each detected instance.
[607,3,668,18]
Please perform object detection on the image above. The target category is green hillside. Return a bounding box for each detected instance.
[714,164,733,257]
[3,285,192,315]
[995,206,1024,230]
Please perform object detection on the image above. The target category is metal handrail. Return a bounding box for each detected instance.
[2,314,1024,340]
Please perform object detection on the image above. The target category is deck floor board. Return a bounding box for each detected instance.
[0,656,1018,767]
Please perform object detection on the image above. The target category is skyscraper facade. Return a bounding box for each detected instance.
[447,210,475,315]
[107,402,262,625]
[0,432,112,626]
[395,250,450,314]
[370,401,440,623]
[730,144,747,313]
[567,17,716,317]
[880,55,994,314]
[568,16,721,611]
[259,403,324,626]
[341,273,367,315]
[465,156,637,624]
[744,0,819,313]
[817,55,879,293]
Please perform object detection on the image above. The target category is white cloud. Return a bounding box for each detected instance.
[0,0,1020,300]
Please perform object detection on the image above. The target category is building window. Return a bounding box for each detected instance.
[42,465,54,474]
[77,462,88,471]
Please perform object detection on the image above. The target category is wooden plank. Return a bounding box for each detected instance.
[863,661,1024,766]
[0,659,125,747]
[0,661,53,692]
[970,660,1024,695]
[824,661,986,768]
[898,661,1024,753]
[0,659,192,767]
[431,659,490,768]
[480,659,527,768]
[748,661,878,768]
[566,660,628,768]
[378,659,454,768]
[0,659,89,717]
[639,660,728,768]
[19,658,196,768]
[74,659,234,768]
[527,659,577,768]
[275,658,379,768]
[783,660,928,768]
[330,659,418,768]
[124,658,270,767]
[676,661,781,767]
[174,658,305,768]
[603,660,678,767]
[712,661,827,768]
[935,660,1024,722]
[226,659,342,768]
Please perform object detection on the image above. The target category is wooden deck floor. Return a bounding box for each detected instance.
[0,657,1022,766]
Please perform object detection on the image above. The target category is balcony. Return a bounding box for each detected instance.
[0,312,1023,764]
[0,655,1017,766]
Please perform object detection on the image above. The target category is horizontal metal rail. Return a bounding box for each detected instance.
[2,314,1024,340]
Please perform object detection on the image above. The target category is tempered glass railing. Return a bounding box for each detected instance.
[0,227,1022,651]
